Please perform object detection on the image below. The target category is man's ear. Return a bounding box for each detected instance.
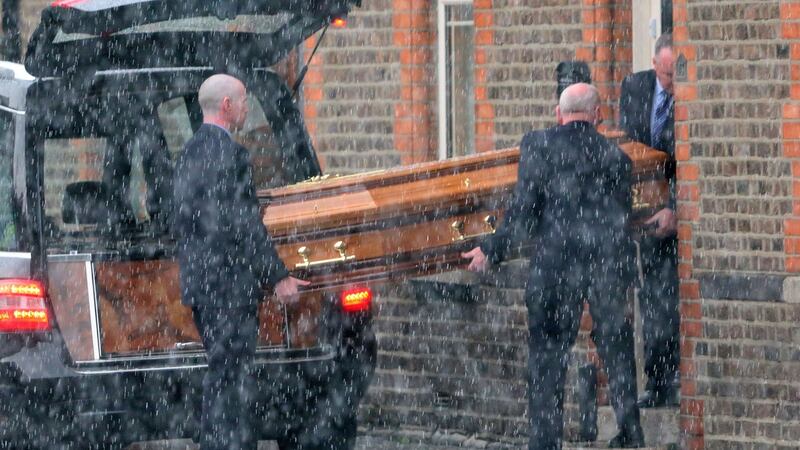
[593,105,602,126]
[556,106,563,125]
[221,96,232,112]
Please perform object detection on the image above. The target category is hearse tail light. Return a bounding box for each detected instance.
[332,17,347,28]
[51,0,86,8]
[341,287,372,313]
[0,279,51,332]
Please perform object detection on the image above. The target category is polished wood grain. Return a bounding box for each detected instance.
[262,138,669,288]
[95,260,199,355]
[94,260,296,356]
[286,291,323,349]
[48,260,95,362]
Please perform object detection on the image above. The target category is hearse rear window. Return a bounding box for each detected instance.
[155,93,284,190]
[37,75,306,246]
[0,113,17,250]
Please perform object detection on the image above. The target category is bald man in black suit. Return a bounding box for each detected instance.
[173,74,309,450]
[464,83,644,449]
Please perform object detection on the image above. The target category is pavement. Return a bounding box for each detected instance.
[128,406,679,450]
[128,430,677,450]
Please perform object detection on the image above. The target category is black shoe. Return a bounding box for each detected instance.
[637,388,664,408]
[663,383,680,407]
[637,386,679,408]
[672,372,681,388]
[608,431,645,448]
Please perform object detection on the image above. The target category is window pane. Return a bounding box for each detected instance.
[448,3,473,22]
[232,95,283,190]
[157,97,193,161]
[43,138,107,229]
[445,3,475,158]
[0,115,17,250]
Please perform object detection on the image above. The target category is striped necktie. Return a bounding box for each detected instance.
[651,90,672,148]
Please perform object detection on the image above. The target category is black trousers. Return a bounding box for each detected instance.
[638,236,680,392]
[192,305,259,450]
[525,278,641,450]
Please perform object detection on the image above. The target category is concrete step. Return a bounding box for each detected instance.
[566,405,679,449]
[125,406,680,449]
[354,405,679,449]
[565,444,676,450]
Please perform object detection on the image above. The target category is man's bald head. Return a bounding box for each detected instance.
[199,74,249,132]
[556,83,600,126]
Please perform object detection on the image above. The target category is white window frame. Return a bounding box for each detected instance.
[437,0,474,160]
[632,0,662,72]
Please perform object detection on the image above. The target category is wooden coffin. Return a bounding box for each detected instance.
[261,134,669,289]
[50,134,667,361]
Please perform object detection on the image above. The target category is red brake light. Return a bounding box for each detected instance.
[341,287,372,313]
[51,0,87,7]
[0,279,50,332]
[332,17,347,28]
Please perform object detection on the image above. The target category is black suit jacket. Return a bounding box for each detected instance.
[481,121,636,287]
[619,69,676,209]
[619,69,675,154]
[173,124,289,308]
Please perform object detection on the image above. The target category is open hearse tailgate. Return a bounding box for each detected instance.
[26,0,360,77]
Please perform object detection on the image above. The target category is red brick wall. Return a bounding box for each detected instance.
[578,0,632,128]
[481,0,585,149]
[672,2,702,447]
[474,1,495,153]
[392,0,437,164]
[302,0,402,173]
[677,1,800,449]
[784,2,800,272]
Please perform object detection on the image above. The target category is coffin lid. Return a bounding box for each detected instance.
[262,138,668,205]
[25,0,360,77]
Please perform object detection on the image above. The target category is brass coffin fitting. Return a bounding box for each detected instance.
[297,246,311,267]
[295,241,356,269]
[451,220,465,241]
[451,215,497,242]
[483,214,497,233]
[631,185,652,211]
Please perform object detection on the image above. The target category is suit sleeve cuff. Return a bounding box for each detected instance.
[265,262,290,288]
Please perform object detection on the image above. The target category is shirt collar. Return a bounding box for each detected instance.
[205,123,232,138]
[655,77,667,98]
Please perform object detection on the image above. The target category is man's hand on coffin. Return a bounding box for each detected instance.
[274,276,312,303]
[462,247,489,272]
[644,207,677,238]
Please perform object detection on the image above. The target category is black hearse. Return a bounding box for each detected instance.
[0,1,374,449]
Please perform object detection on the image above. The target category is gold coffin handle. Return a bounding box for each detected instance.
[296,241,356,269]
[451,215,497,241]
[631,185,653,211]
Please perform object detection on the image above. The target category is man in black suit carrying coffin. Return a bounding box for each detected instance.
[463,83,644,449]
[173,74,309,450]
[619,33,680,409]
